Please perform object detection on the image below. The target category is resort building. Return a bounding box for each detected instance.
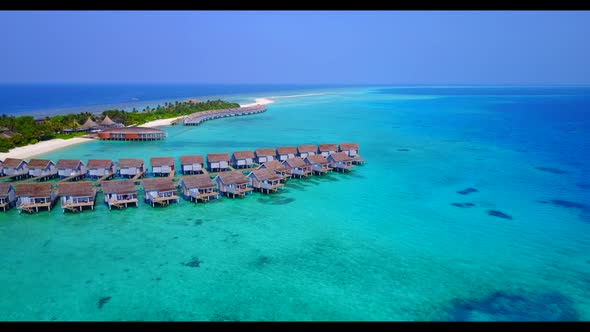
[142,178,179,207]
[101,180,138,210]
[214,171,252,198]
[179,155,204,175]
[207,153,230,172]
[254,148,275,164]
[180,174,219,203]
[97,127,166,141]
[57,182,97,213]
[15,183,56,213]
[56,159,86,180]
[99,115,118,129]
[282,157,311,178]
[26,159,57,180]
[2,158,28,179]
[297,145,317,159]
[276,146,297,161]
[304,154,331,175]
[86,159,116,179]
[118,158,145,178]
[150,157,175,177]
[230,151,255,169]
[318,144,338,157]
[80,117,100,132]
[247,168,283,194]
[257,159,290,182]
[0,183,16,212]
[327,152,353,172]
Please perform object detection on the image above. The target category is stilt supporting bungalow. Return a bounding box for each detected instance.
[0,183,16,212]
[282,157,312,178]
[339,143,365,165]
[257,160,291,182]
[101,180,139,210]
[207,153,231,172]
[276,146,297,161]
[142,178,179,207]
[179,155,204,175]
[2,158,29,180]
[327,152,354,172]
[86,159,116,180]
[297,145,317,159]
[58,182,97,213]
[150,157,175,177]
[180,174,219,203]
[247,169,284,194]
[304,154,331,175]
[118,158,145,179]
[231,151,255,169]
[318,144,338,157]
[214,171,252,198]
[56,159,86,181]
[27,159,58,181]
[15,183,56,214]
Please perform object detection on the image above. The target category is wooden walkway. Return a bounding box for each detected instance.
[24,173,57,182]
[59,173,85,182]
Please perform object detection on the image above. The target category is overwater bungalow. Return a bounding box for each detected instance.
[255,148,275,164]
[27,159,57,180]
[230,151,255,169]
[2,158,28,179]
[180,174,219,203]
[0,160,3,176]
[15,183,56,213]
[214,171,252,198]
[327,152,353,172]
[304,154,331,175]
[276,146,297,161]
[101,179,138,210]
[207,153,230,172]
[86,159,116,179]
[56,159,86,180]
[0,183,16,212]
[340,142,365,164]
[179,155,204,175]
[247,168,283,194]
[118,158,145,178]
[98,127,166,141]
[150,157,175,177]
[57,182,97,213]
[297,144,317,159]
[282,157,311,178]
[318,144,338,157]
[142,178,179,207]
[257,160,290,182]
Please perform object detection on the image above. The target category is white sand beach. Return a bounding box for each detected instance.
[0,137,92,160]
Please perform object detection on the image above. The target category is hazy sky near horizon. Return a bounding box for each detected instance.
[1,11,589,85]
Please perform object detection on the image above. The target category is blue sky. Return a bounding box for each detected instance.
[0,11,589,84]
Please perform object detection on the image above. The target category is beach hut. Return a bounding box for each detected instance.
[282,157,311,178]
[318,144,338,157]
[179,155,204,175]
[80,117,99,132]
[257,160,290,182]
[207,153,230,172]
[27,159,57,180]
[142,178,179,207]
[86,159,116,179]
[247,168,283,194]
[327,152,353,172]
[100,115,116,128]
[304,154,330,175]
[214,171,252,198]
[276,146,297,161]
[57,182,97,213]
[180,174,219,203]
[297,144,317,159]
[56,159,86,180]
[150,157,175,177]
[2,158,28,179]
[0,183,16,212]
[230,151,255,169]
[15,183,55,213]
[118,158,145,178]
[254,148,275,164]
[101,180,138,210]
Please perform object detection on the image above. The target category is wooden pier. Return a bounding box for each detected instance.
[183,105,267,126]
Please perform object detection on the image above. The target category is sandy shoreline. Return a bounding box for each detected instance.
[0,93,324,160]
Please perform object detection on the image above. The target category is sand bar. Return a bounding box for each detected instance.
[0,137,93,160]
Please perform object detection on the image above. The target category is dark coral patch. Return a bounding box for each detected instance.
[451,203,475,208]
[194,219,203,226]
[257,197,296,205]
[549,200,586,210]
[398,148,410,151]
[254,255,271,267]
[444,291,578,321]
[97,296,111,309]
[576,183,590,189]
[488,210,513,219]
[535,167,569,174]
[182,257,201,268]
[457,188,478,195]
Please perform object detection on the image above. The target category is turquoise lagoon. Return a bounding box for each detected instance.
[0,86,589,321]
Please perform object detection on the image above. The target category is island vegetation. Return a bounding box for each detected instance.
[0,99,240,152]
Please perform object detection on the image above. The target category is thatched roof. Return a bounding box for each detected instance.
[101,180,136,194]
[80,117,99,129]
[56,159,84,169]
[142,178,176,192]
[207,153,230,163]
[255,148,275,157]
[181,174,215,189]
[57,182,96,197]
[297,145,317,153]
[118,158,144,168]
[283,157,307,168]
[249,169,281,182]
[2,158,26,168]
[216,171,248,185]
[87,159,114,169]
[259,160,288,172]
[16,183,52,197]
[276,146,296,155]
[232,151,255,160]
[27,159,54,169]
[339,143,359,151]
[180,155,204,165]
[150,157,174,167]
[318,144,338,152]
[0,183,13,197]
[100,115,115,126]
[305,154,329,165]
[328,152,352,162]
